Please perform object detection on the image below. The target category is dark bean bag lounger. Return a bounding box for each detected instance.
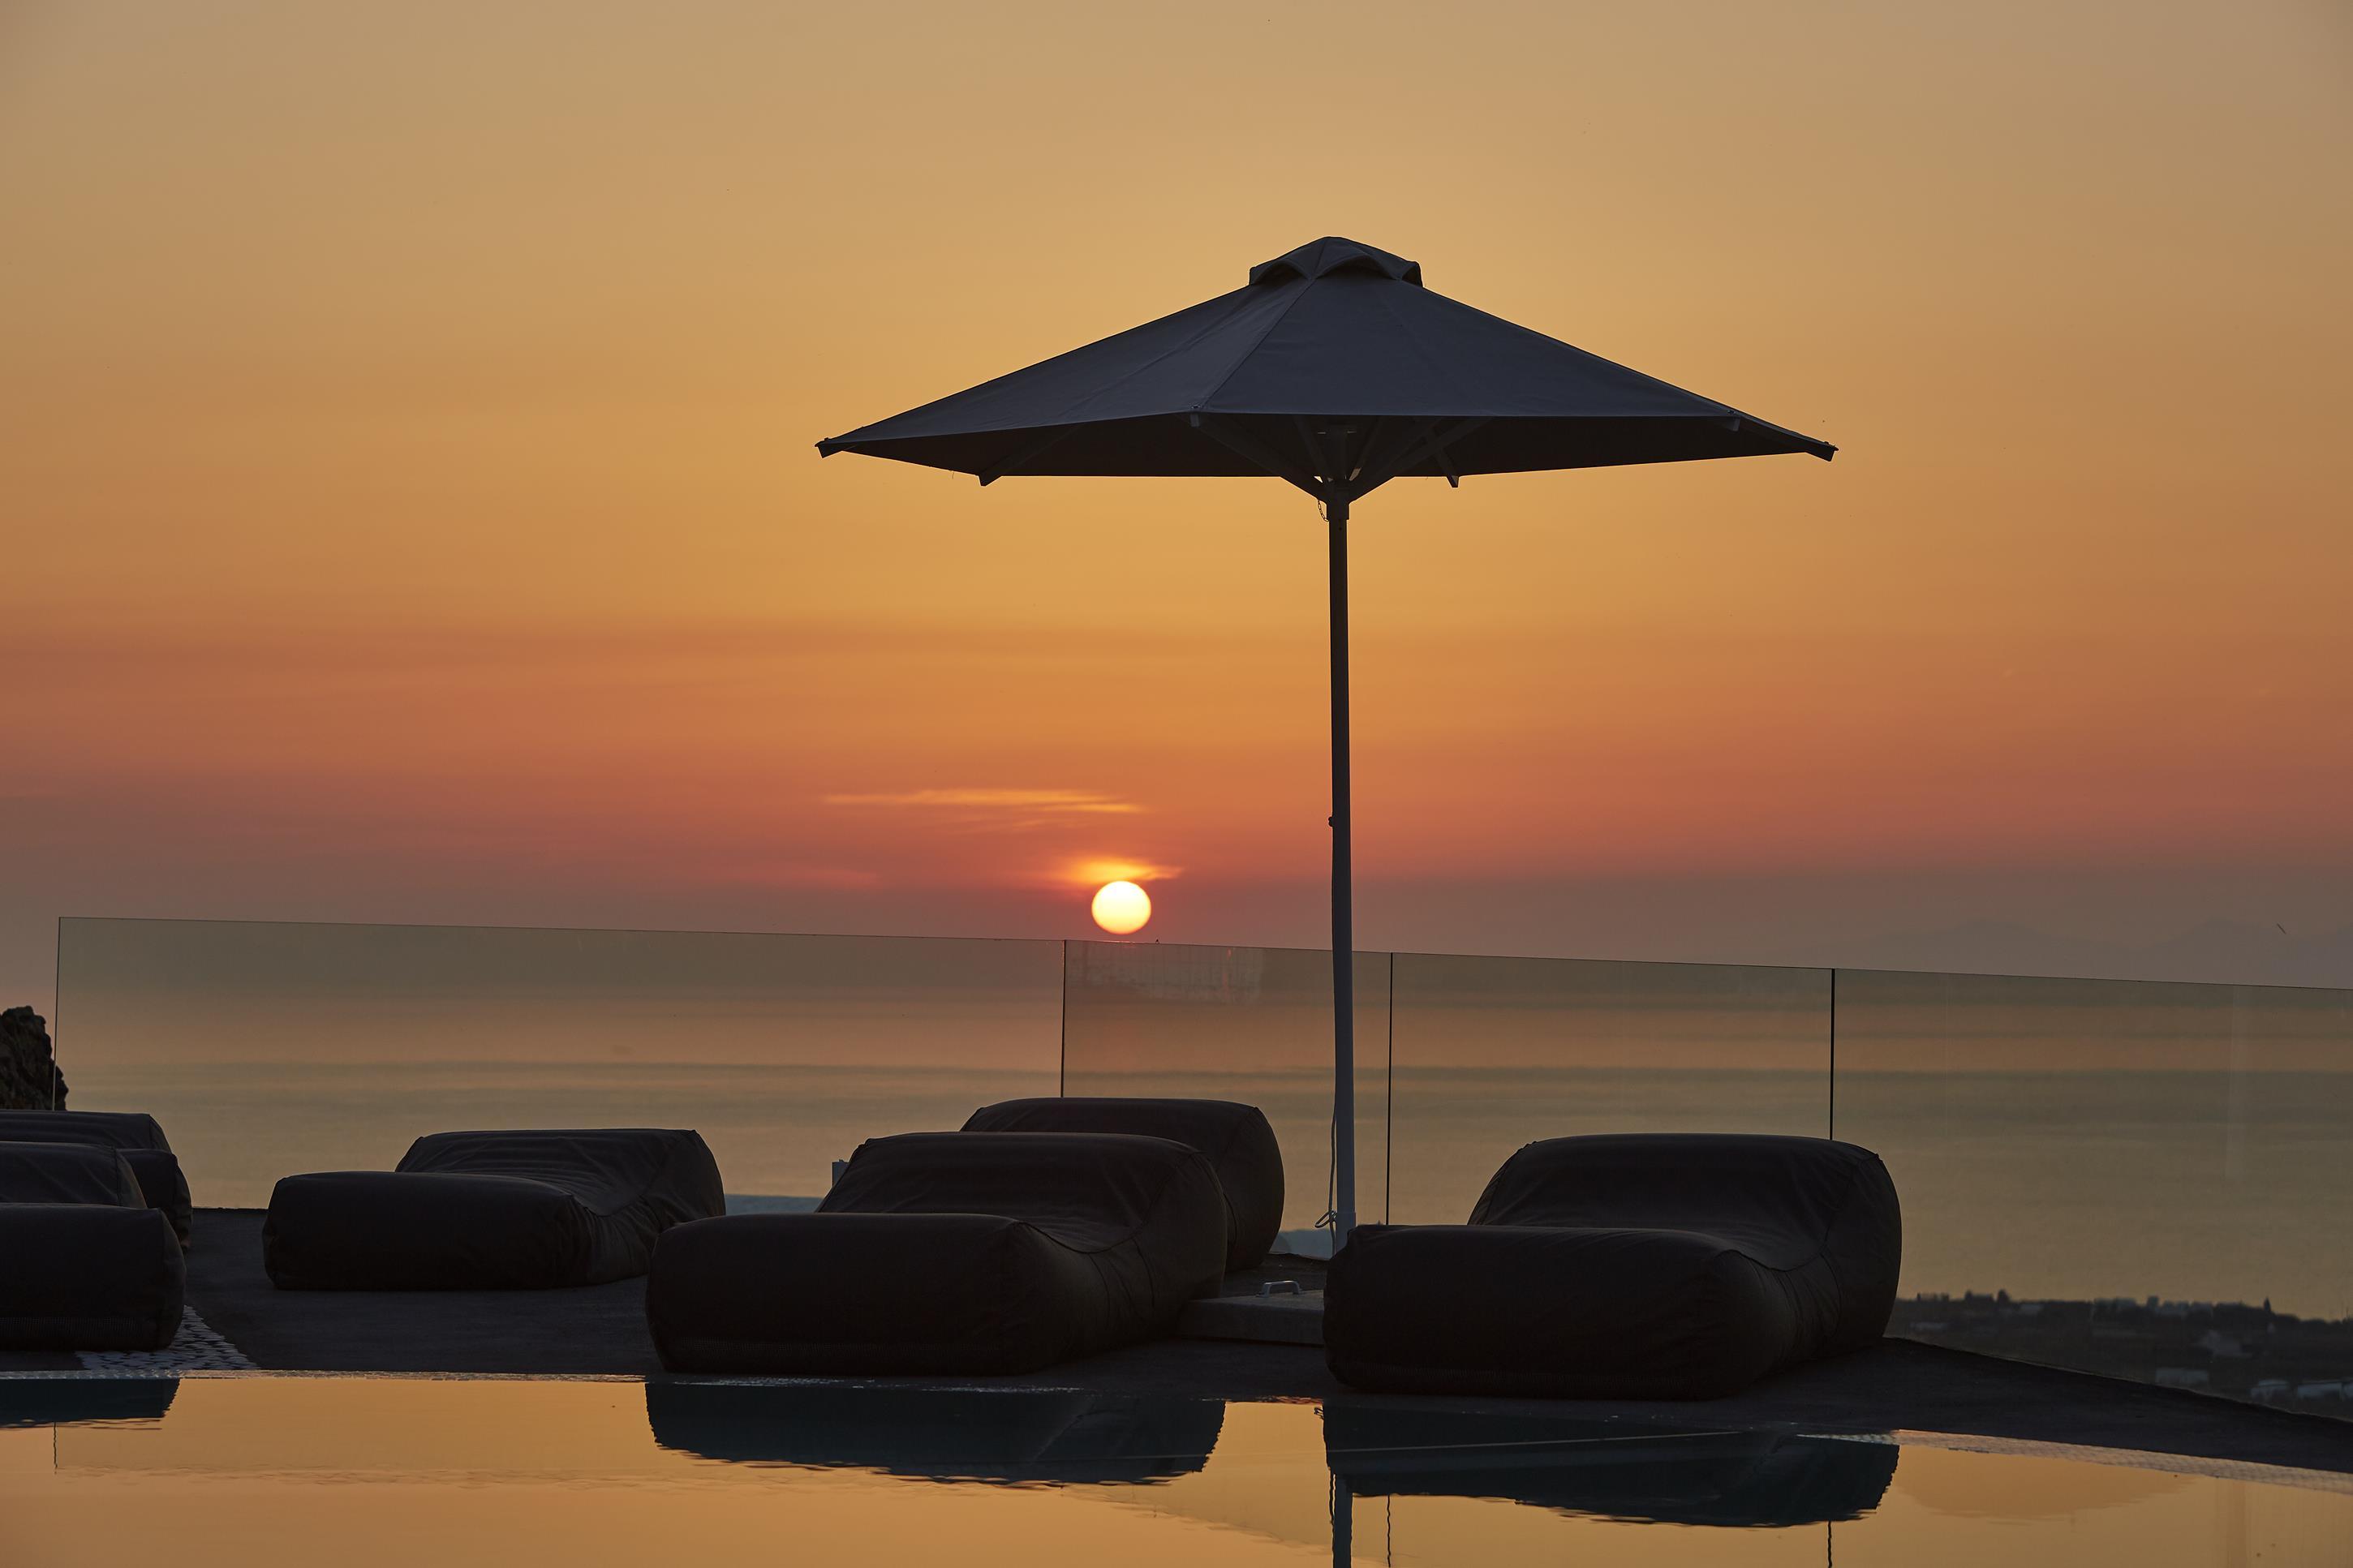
[1326,1134,1901,1400]
[0,1110,194,1249]
[647,1131,1228,1375]
[0,1141,144,1209]
[0,1141,185,1351]
[961,1097,1284,1271]
[264,1128,724,1291]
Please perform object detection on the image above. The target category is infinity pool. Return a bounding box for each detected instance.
[2,1378,2347,1566]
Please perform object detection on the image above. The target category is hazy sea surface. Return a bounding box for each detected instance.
[69,1061,1056,1212]
[1837,1067,2353,1317]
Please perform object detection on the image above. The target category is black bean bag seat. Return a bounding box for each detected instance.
[0,1110,193,1249]
[1326,1134,1901,1400]
[646,1131,1228,1374]
[645,1385,1226,1484]
[264,1128,725,1290]
[0,1141,185,1351]
[0,1141,145,1209]
[961,1097,1284,1270]
[1323,1403,1897,1525]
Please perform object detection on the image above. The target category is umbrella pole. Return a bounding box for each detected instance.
[1328,494,1357,1240]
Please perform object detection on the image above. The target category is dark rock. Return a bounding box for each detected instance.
[0,1007,64,1110]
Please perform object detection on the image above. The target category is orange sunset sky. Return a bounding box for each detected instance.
[3,0,2349,1011]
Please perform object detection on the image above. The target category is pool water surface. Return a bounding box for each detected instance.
[1,1377,2346,1566]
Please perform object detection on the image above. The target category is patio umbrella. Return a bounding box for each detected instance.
[818,236,1833,1239]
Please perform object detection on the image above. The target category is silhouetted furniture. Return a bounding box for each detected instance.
[646,1131,1228,1374]
[1325,1134,1901,1399]
[1323,1403,1897,1525]
[0,1140,144,1209]
[264,1128,724,1290]
[0,1110,194,1248]
[646,1384,1225,1484]
[0,1141,186,1351]
[961,1097,1283,1269]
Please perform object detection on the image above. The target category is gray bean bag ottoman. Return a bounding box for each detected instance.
[265,1128,724,1290]
[1326,1134,1901,1399]
[647,1131,1228,1374]
[0,1110,193,1248]
[0,1141,185,1351]
[961,1097,1284,1270]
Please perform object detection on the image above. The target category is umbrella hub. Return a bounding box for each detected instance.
[1248,237,1422,288]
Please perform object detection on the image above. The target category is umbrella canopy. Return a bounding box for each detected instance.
[819,237,1833,1240]
[819,236,1831,490]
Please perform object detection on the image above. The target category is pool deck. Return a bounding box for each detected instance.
[7,1208,2351,1479]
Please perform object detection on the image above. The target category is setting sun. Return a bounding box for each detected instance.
[1090,880,1151,935]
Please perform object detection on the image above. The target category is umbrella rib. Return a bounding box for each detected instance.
[1351,417,1426,489]
[1189,414,1325,498]
[1292,415,1334,487]
[1434,434,1462,487]
[1409,289,1835,459]
[976,426,1076,486]
[1367,278,1481,411]
[1348,416,1388,485]
[1026,290,1273,432]
[1349,417,1491,499]
[1191,282,1318,417]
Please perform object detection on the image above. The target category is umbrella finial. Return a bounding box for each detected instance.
[1249,238,1422,288]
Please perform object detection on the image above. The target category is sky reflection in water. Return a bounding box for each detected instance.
[2,1377,2348,1566]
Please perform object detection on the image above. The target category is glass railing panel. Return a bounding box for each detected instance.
[1060,939,1389,1244]
[52,917,1063,1208]
[1387,953,1834,1226]
[1833,967,2353,1417]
